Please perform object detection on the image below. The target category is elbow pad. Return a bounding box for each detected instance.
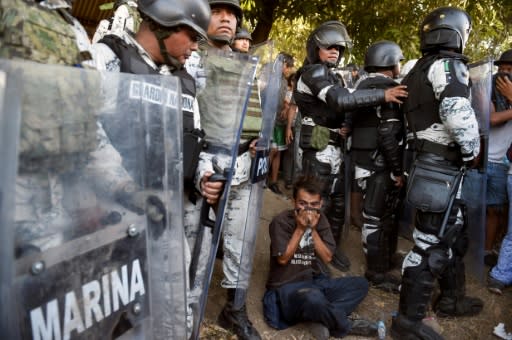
[326,84,386,112]
[300,64,333,95]
[377,121,403,175]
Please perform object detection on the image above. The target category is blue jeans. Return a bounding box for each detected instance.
[490,174,512,284]
[486,162,509,206]
[462,163,508,206]
[263,275,369,337]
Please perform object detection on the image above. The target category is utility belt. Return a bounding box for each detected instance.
[408,139,461,163]
[300,123,341,151]
[205,141,254,186]
[206,138,254,156]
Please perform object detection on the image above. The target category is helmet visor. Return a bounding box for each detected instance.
[314,22,353,50]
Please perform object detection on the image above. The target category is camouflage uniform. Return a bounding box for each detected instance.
[186,47,263,292]
[91,0,141,43]
[93,28,209,334]
[0,0,132,253]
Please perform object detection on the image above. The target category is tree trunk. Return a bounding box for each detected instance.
[251,0,279,44]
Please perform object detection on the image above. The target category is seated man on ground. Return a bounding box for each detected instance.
[262,175,377,339]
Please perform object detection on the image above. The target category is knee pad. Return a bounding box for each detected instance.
[426,246,450,277]
[364,173,391,218]
[302,153,332,189]
[415,210,444,235]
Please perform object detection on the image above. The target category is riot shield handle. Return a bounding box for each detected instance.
[189,161,228,284]
[477,134,488,173]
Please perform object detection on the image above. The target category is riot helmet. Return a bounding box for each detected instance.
[364,40,404,72]
[232,27,252,52]
[235,27,252,41]
[420,7,471,54]
[208,0,243,26]
[306,21,352,67]
[206,0,241,46]
[138,0,211,40]
[494,49,512,66]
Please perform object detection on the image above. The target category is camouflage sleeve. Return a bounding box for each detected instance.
[439,97,480,161]
[85,122,133,195]
[429,59,480,161]
[92,19,110,44]
[90,42,121,72]
[194,150,215,192]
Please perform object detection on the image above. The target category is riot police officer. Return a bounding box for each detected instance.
[92,0,224,335]
[391,7,483,339]
[232,27,252,53]
[350,40,405,292]
[92,0,221,201]
[184,1,263,339]
[294,21,407,271]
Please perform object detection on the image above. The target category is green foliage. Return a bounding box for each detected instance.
[242,0,512,68]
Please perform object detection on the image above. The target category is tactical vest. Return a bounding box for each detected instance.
[99,34,203,188]
[99,34,196,132]
[351,76,399,168]
[294,64,344,129]
[402,51,468,135]
[0,0,98,172]
[402,51,468,161]
[0,0,83,65]
[351,76,399,151]
[401,54,441,135]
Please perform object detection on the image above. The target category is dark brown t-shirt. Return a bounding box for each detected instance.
[266,209,336,289]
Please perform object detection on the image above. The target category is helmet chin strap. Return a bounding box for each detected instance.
[208,33,233,47]
[154,29,182,70]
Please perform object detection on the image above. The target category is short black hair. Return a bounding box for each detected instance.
[287,72,296,87]
[346,63,358,71]
[279,52,295,68]
[292,175,323,200]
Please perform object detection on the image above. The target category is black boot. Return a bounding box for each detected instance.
[330,227,350,272]
[365,269,401,293]
[365,218,399,292]
[435,257,483,317]
[348,318,378,337]
[327,191,351,272]
[391,315,444,340]
[218,289,261,340]
[391,264,443,339]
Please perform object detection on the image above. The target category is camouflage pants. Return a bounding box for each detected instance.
[221,181,254,288]
[183,198,204,332]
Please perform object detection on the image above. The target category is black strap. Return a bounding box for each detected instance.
[410,139,461,162]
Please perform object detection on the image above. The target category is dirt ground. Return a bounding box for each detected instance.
[199,185,512,340]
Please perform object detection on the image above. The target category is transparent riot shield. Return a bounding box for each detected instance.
[0,61,23,340]
[188,50,258,340]
[232,42,283,308]
[0,59,186,339]
[462,59,492,279]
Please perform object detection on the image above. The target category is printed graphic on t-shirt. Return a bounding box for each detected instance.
[291,229,315,266]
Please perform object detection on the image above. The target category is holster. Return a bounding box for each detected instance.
[300,124,340,150]
[406,157,462,212]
